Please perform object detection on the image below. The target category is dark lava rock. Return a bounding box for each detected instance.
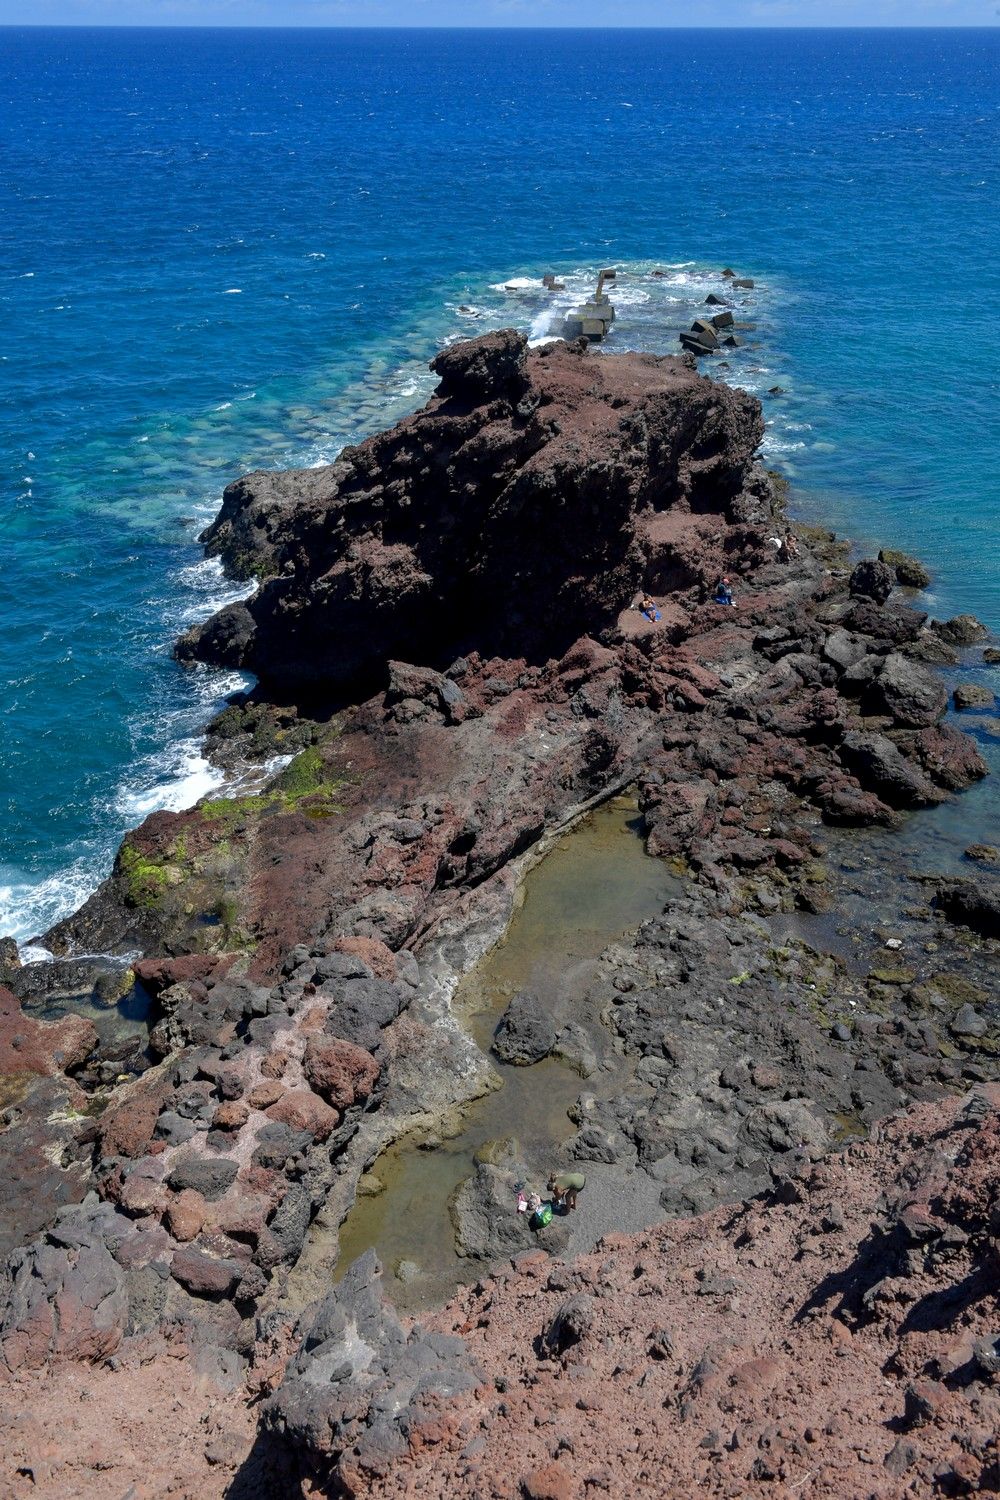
[166,1157,238,1202]
[932,614,989,646]
[949,1003,988,1040]
[175,599,256,670]
[849,558,895,605]
[965,844,999,863]
[935,880,1000,939]
[175,332,763,700]
[867,653,948,728]
[431,326,528,402]
[261,1250,477,1493]
[984,648,1000,665]
[838,730,944,809]
[542,1293,594,1356]
[954,683,996,711]
[170,1245,241,1297]
[493,991,557,1065]
[322,976,408,1051]
[878,549,931,589]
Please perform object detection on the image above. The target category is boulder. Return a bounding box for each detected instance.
[261,1251,477,1491]
[0,1201,129,1370]
[878,549,931,589]
[166,1157,238,1202]
[935,880,1000,939]
[932,614,988,646]
[868,653,948,727]
[838,731,945,809]
[170,1245,241,1297]
[430,327,528,402]
[492,992,557,1065]
[165,1189,208,1243]
[949,1004,988,1040]
[542,1293,595,1356]
[302,1036,380,1110]
[954,683,995,711]
[265,1088,339,1141]
[849,558,895,605]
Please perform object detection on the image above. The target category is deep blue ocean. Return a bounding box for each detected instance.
[1,27,998,948]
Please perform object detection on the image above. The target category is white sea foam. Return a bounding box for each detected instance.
[222,288,243,295]
[115,736,228,821]
[0,859,103,947]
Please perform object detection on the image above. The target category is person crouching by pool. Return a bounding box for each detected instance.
[547,1170,586,1213]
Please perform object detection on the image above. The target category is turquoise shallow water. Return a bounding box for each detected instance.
[1,27,998,945]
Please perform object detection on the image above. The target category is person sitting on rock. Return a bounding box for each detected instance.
[712,576,735,606]
[547,1170,585,1213]
[639,593,661,623]
[778,532,799,563]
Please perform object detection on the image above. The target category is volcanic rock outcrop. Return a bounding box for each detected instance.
[176,330,767,700]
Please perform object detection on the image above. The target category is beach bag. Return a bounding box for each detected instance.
[532,1202,553,1229]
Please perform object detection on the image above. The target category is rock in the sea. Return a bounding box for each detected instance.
[838,731,944,809]
[261,1250,477,1493]
[849,558,895,605]
[965,844,999,863]
[867,653,948,728]
[935,879,1000,939]
[493,991,557,1065]
[954,683,995,711]
[175,332,764,700]
[932,614,989,646]
[878,548,931,589]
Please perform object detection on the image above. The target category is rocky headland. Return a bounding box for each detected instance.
[1,330,998,1499]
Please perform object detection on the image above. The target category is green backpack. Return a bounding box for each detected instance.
[532,1202,553,1229]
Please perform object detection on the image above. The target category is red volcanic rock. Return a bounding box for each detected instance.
[248,1079,285,1110]
[165,1189,207,1243]
[331,935,399,981]
[117,1172,167,1219]
[259,1051,288,1080]
[177,332,763,699]
[133,954,227,999]
[98,1071,173,1160]
[0,984,96,1081]
[520,1463,575,1500]
[265,1088,339,1140]
[211,1100,249,1132]
[302,1036,381,1111]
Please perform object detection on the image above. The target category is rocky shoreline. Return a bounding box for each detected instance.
[1,330,998,1499]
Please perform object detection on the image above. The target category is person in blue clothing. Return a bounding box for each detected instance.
[639,593,661,623]
[713,576,735,606]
